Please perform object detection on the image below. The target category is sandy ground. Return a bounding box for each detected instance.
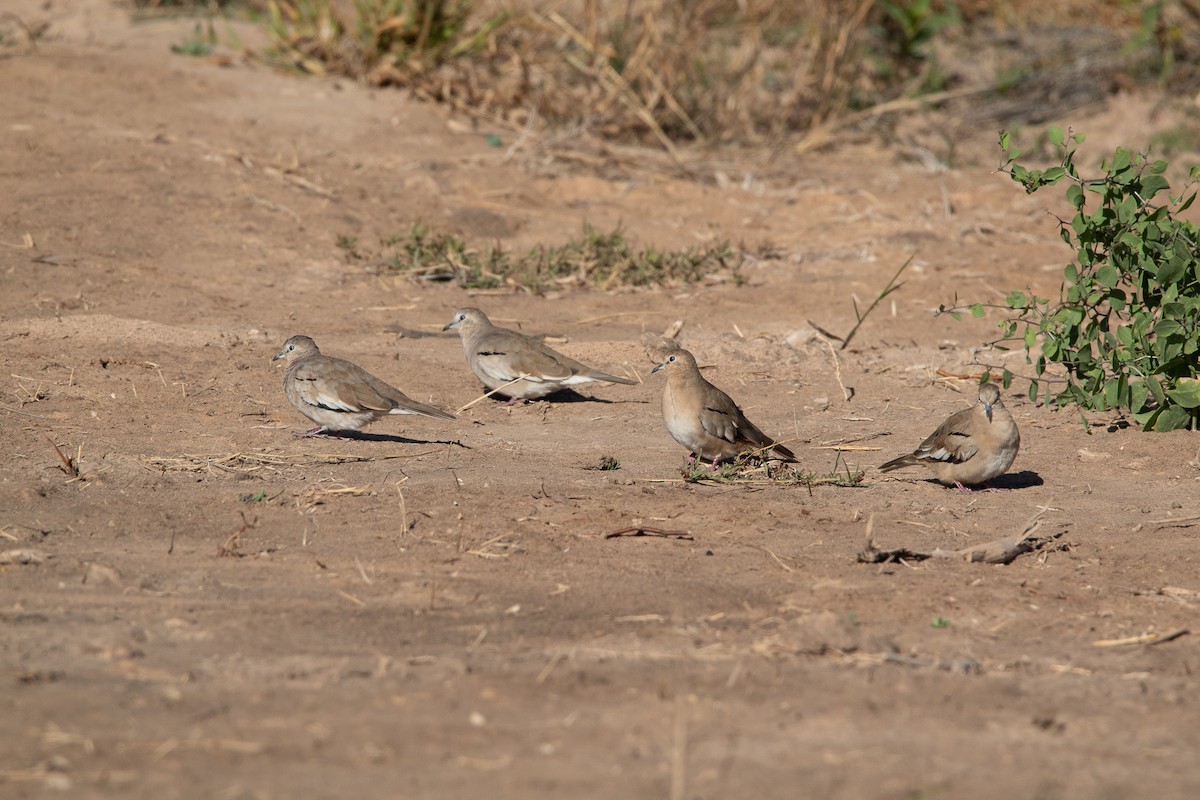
[3,3,1200,798]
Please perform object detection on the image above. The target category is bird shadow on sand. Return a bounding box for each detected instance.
[310,431,471,447]
[915,470,1042,491]
[984,470,1043,490]
[484,388,649,405]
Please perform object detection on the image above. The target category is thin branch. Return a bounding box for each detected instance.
[839,254,914,350]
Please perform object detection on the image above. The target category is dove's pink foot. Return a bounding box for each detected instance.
[953,481,1010,493]
[295,427,329,438]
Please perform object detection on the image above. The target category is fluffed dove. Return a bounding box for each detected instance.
[878,382,1020,490]
[443,307,637,402]
[652,348,795,464]
[273,335,456,436]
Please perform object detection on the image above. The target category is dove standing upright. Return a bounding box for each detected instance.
[443,307,637,402]
[878,382,1020,490]
[652,348,795,465]
[273,335,456,437]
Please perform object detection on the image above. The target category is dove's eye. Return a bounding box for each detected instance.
[668,355,676,363]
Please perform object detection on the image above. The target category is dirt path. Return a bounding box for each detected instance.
[3,3,1199,797]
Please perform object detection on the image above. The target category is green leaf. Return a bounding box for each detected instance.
[999,130,1011,151]
[1103,378,1119,410]
[1095,264,1119,288]
[1067,183,1085,209]
[1131,380,1149,411]
[1153,405,1193,431]
[1028,378,1039,401]
[969,303,985,318]
[1140,174,1170,199]
[1155,319,1183,337]
[1006,290,1027,308]
[1042,166,1066,183]
[1048,126,1064,147]
[1158,257,1186,285]
[1166,380,1200,409]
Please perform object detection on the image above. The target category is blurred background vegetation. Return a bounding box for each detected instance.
[135,0,1200,162]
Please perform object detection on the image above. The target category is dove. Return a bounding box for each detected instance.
[878,382,1020,490]
[442,307,637,402]
[272,335,455,436]
[652,348,795,465]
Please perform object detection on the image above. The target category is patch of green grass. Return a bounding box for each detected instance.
[1148,123,1200,159]
[931,616,951,629]
[584,456,622,471]
[171,21,216,56]
[351,222,742,293]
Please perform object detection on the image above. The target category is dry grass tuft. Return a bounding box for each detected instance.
[677,452,866,489]
[141,0,1183,176]
[347,222,741,293]
[141,449,437,476]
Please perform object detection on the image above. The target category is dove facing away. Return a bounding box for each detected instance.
[878,382,1020,490]
[273,335,456,437]
[443,307,637,402]
[652,348,795,465]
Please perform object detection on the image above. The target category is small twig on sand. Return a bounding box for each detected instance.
[812,333,852,402]
[858,507,1067,565]
[670,692,688,800]
[602,526,693,541]
[812,253,914,356]
[744,542,796,573]
[456,376,525,414]
[217,512,257,557]
[1093,629,1189,647]
[840,254,914,351]
[46,437,80,479]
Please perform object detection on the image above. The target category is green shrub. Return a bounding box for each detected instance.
[984,128,1200,431]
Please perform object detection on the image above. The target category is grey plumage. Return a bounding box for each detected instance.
[443,307,636,401]
[273,335,455,436]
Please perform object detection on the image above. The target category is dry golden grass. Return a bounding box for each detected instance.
[148,0,1181,167]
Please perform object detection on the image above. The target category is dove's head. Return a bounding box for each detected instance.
[977,382,1002,422]
[273,335,319,366]
[443,307,489,335]
[651,348,698,376]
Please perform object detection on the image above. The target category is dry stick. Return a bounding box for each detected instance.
[395,480,410,539]
[838,253,915,351]
[670,692,688,800]
[0,404,48,419]
[796,84,991,156]
[859,507,1064,565]
[812,333,852,402]
[455,377,526,414]
[1093,629,1189,647]
[744,543,796,573]
[811,445,881,451]
[602,526,693,541]
[542,11,690,170]
[1150,514,1200,529]
[46,437,79,478]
